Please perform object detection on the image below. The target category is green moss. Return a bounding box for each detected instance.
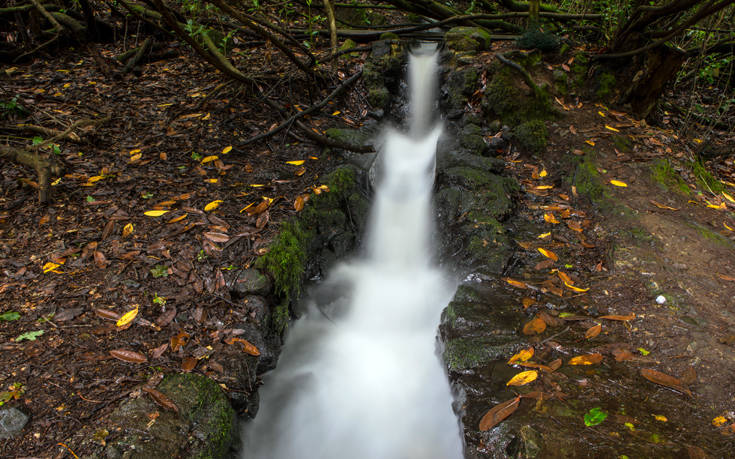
[570,52,589,88]
[445,26,492,52]
[571,155,607,204]
[513,120,548,154]
[691,159,724,193]
[443,336,515,372]
[483,65,554,125]
[612,134,632,153]
[517,27,560,52]
[690,222,735,248]
[650,159,690,195]
[595,72,616,99]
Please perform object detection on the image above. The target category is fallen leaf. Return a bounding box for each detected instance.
[585,323,602,339]
[142,387,179,413]
[544,213,560,224]
[116,305,139,327]
[523,316,547,335]
[508,348,534,364]
[294,195,305,211]
[568,353,603,365]
[612,348,634,362]
[285,160,305,166]
[181,357,197,372]
[506,370,538,386]
[144,210,169,217]
[109,349,148,363]
[640,368,692,396]
[604,125,620,132]
[548,359,562,371]
[155,307,177,328]
[204,232,230,243]
[563,281,589,293]
[225,337,261,356]
[650,200,678,211]
[521,297,536,309]
[204,200,223,212]
[170,331,190,352]
[478,396,520,431]
[150,343,168,359]
[609,180,628,187]
[537,311,563,327]
[599,313,635,321]
[537,247,558,261]
[222,146,232,154]
[538,232,551,239]
[168,213,187,224]
[43,262,63,274]
[652,414,667,422]
[93,250,108,269]
[201,155,218,164]
[713,416,727,427]
[680,367,697,385]
[122,223,134,238]
[504,278,528,289]
[557,271,573,285]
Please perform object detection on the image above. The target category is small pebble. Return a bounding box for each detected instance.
[656,295,666,304]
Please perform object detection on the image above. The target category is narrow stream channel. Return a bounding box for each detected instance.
[243,46,462,459]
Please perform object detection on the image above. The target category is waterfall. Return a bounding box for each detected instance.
[243,46,461,459]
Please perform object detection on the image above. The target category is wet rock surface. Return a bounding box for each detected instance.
[0,407,29,440]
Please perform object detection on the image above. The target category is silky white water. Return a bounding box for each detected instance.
[243,48,462,459]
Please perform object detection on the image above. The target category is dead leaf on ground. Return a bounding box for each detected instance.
[225,337,261,356]
[537,247,558,261]
[150,343,168,359]
[479,396,521,431]
[612,348,634,362]
[109,349,148,363]
[568,353,603,365]
[522,297,536,309]
[585,323,602,339]
[508,347,534,364]
[506,370,538,386]
[548,358,562,371]
[504,277,528,289]
[538,311,563,327]
[523,316,547,335]
[680,367,697,386]
[182,357,197,372]
[155,306,177,328]
[143,387,179,413]
[640,368,693,397]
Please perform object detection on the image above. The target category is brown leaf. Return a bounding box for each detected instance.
[170,331,190,352]
[102,220,114,241]
[640,368,692,396]
[680,367,697,386]
[599,313,635,321]
[538,311,563,327]
[479,396,521,431]
[515,362,552,372]
[534,259,555,271]
[568,353,603,365]
[548,358,562,371]
[95,308,120,321]
[612,348,634,362]
[225,337,261,356]
[109,349,148,363]
[182,357,197,372]
[203,232,230,243]
[294,195,305,212]
[523,316,547,335]
[521,297,536,309]
[585,323,602,339]
[256,211,269,230]
[55,308,83,322]
[143,387,179,413]
[155,306,177,328]
[150,343,168,359]
[93,250,108,269]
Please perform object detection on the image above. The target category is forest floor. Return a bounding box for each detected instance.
[1,40,735,457]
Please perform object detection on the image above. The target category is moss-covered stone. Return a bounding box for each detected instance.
[482,66,554,125]
[104,373,236,459]
[512,120,548,154]
[367,86,391,109]
[570,52,590,89]
[595,71,617,99]
[443,335,517,372]
[570,154,607,205]
[517,27,560,52]
[650,158,690,195]
[445,67,479,113]
[459,123,487,154]
[325,127,373,147]
[445,26,492,52]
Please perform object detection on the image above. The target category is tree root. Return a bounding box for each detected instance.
[0,145,63,204]
[496,52,546,99]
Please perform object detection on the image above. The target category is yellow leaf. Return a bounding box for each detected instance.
[534,185,553,190]
[610,180,628,187]
[563,280,589,292]
[653,415,668,422]
[204,200,223,212]
[724,222,734,232]
[506,370,538,386]
[713,416,727,427]
[706,202,726,210]
[43,262,62,274]
[63,83,71,88]
[87,175,104,183]
[286,160,305,166]
[537,247,558,261]
[201,155,219,164]
[723,192,734,203]
[568,353,603,365]
[144,210,169,217]
[202,113,211,120]
[129,149,141,155]
[544,213,560,224]
[239,202,254,213]
[604,125,619,132]
[122,223,134,238]
[585,140,595,146]
[167,213,188,224]
[116,306,139,327]
[205,178,218,184]
[538,232,551,239]
[693,138,703,144]
[539,169,548,178]
[597,111,605,117]
[222,146,232,154]
[331,110,341,116]
[130,153,142,163]
[249,184,265,188]
[508,348,534,364]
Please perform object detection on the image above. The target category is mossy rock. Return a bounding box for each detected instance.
[445,26,491,52]
[570,52,590,89]
[568,153,607,205]
[325,128,373,148]
[650,158,690,195]
[444,67,479,113]
[103,373,236,459]
[443,335,518,372]
[517,27,560,52]
[459,123,488,154]
[595,71,617,99]
[482,67,554,125]
[512,120,548,154]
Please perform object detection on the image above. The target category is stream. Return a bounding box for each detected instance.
[242,46,462,458]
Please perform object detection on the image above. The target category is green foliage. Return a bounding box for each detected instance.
[0,383,25,407]
[191,151,202,161]
[152,293,166,306]
[584,407,608,426]
[0,96,27,118]
[255,221,310,303]
[16,330,44,342]
[517,27,560,52]
[698,55,732,85]
[150,264,169,278]
[691,158,724,193]
[0,311,20,321]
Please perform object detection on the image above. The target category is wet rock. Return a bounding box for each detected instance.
[325,127,374,148]
[445,26,491,52]
[102,373,236,459]
[459,123,489,155]
[0,407,29,440]
[244,294,268,325]
[512,120,548,154]
[230,268,271,297]
[487,136,507,153]
[362,39,405,111]
[443,67,479,116]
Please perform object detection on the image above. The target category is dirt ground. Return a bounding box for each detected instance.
[1,41,735,458]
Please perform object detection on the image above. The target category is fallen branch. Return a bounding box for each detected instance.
[0,145,63,204]
[121,37,152,74]
[33,116,109,150]
[243,70,364,147]
[496,53,545,99]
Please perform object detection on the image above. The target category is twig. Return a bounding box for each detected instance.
[540,326,570,344]
[34,116,110,150]
[242,69,363,146]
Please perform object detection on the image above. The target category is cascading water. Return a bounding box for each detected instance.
[243,46,461,459]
